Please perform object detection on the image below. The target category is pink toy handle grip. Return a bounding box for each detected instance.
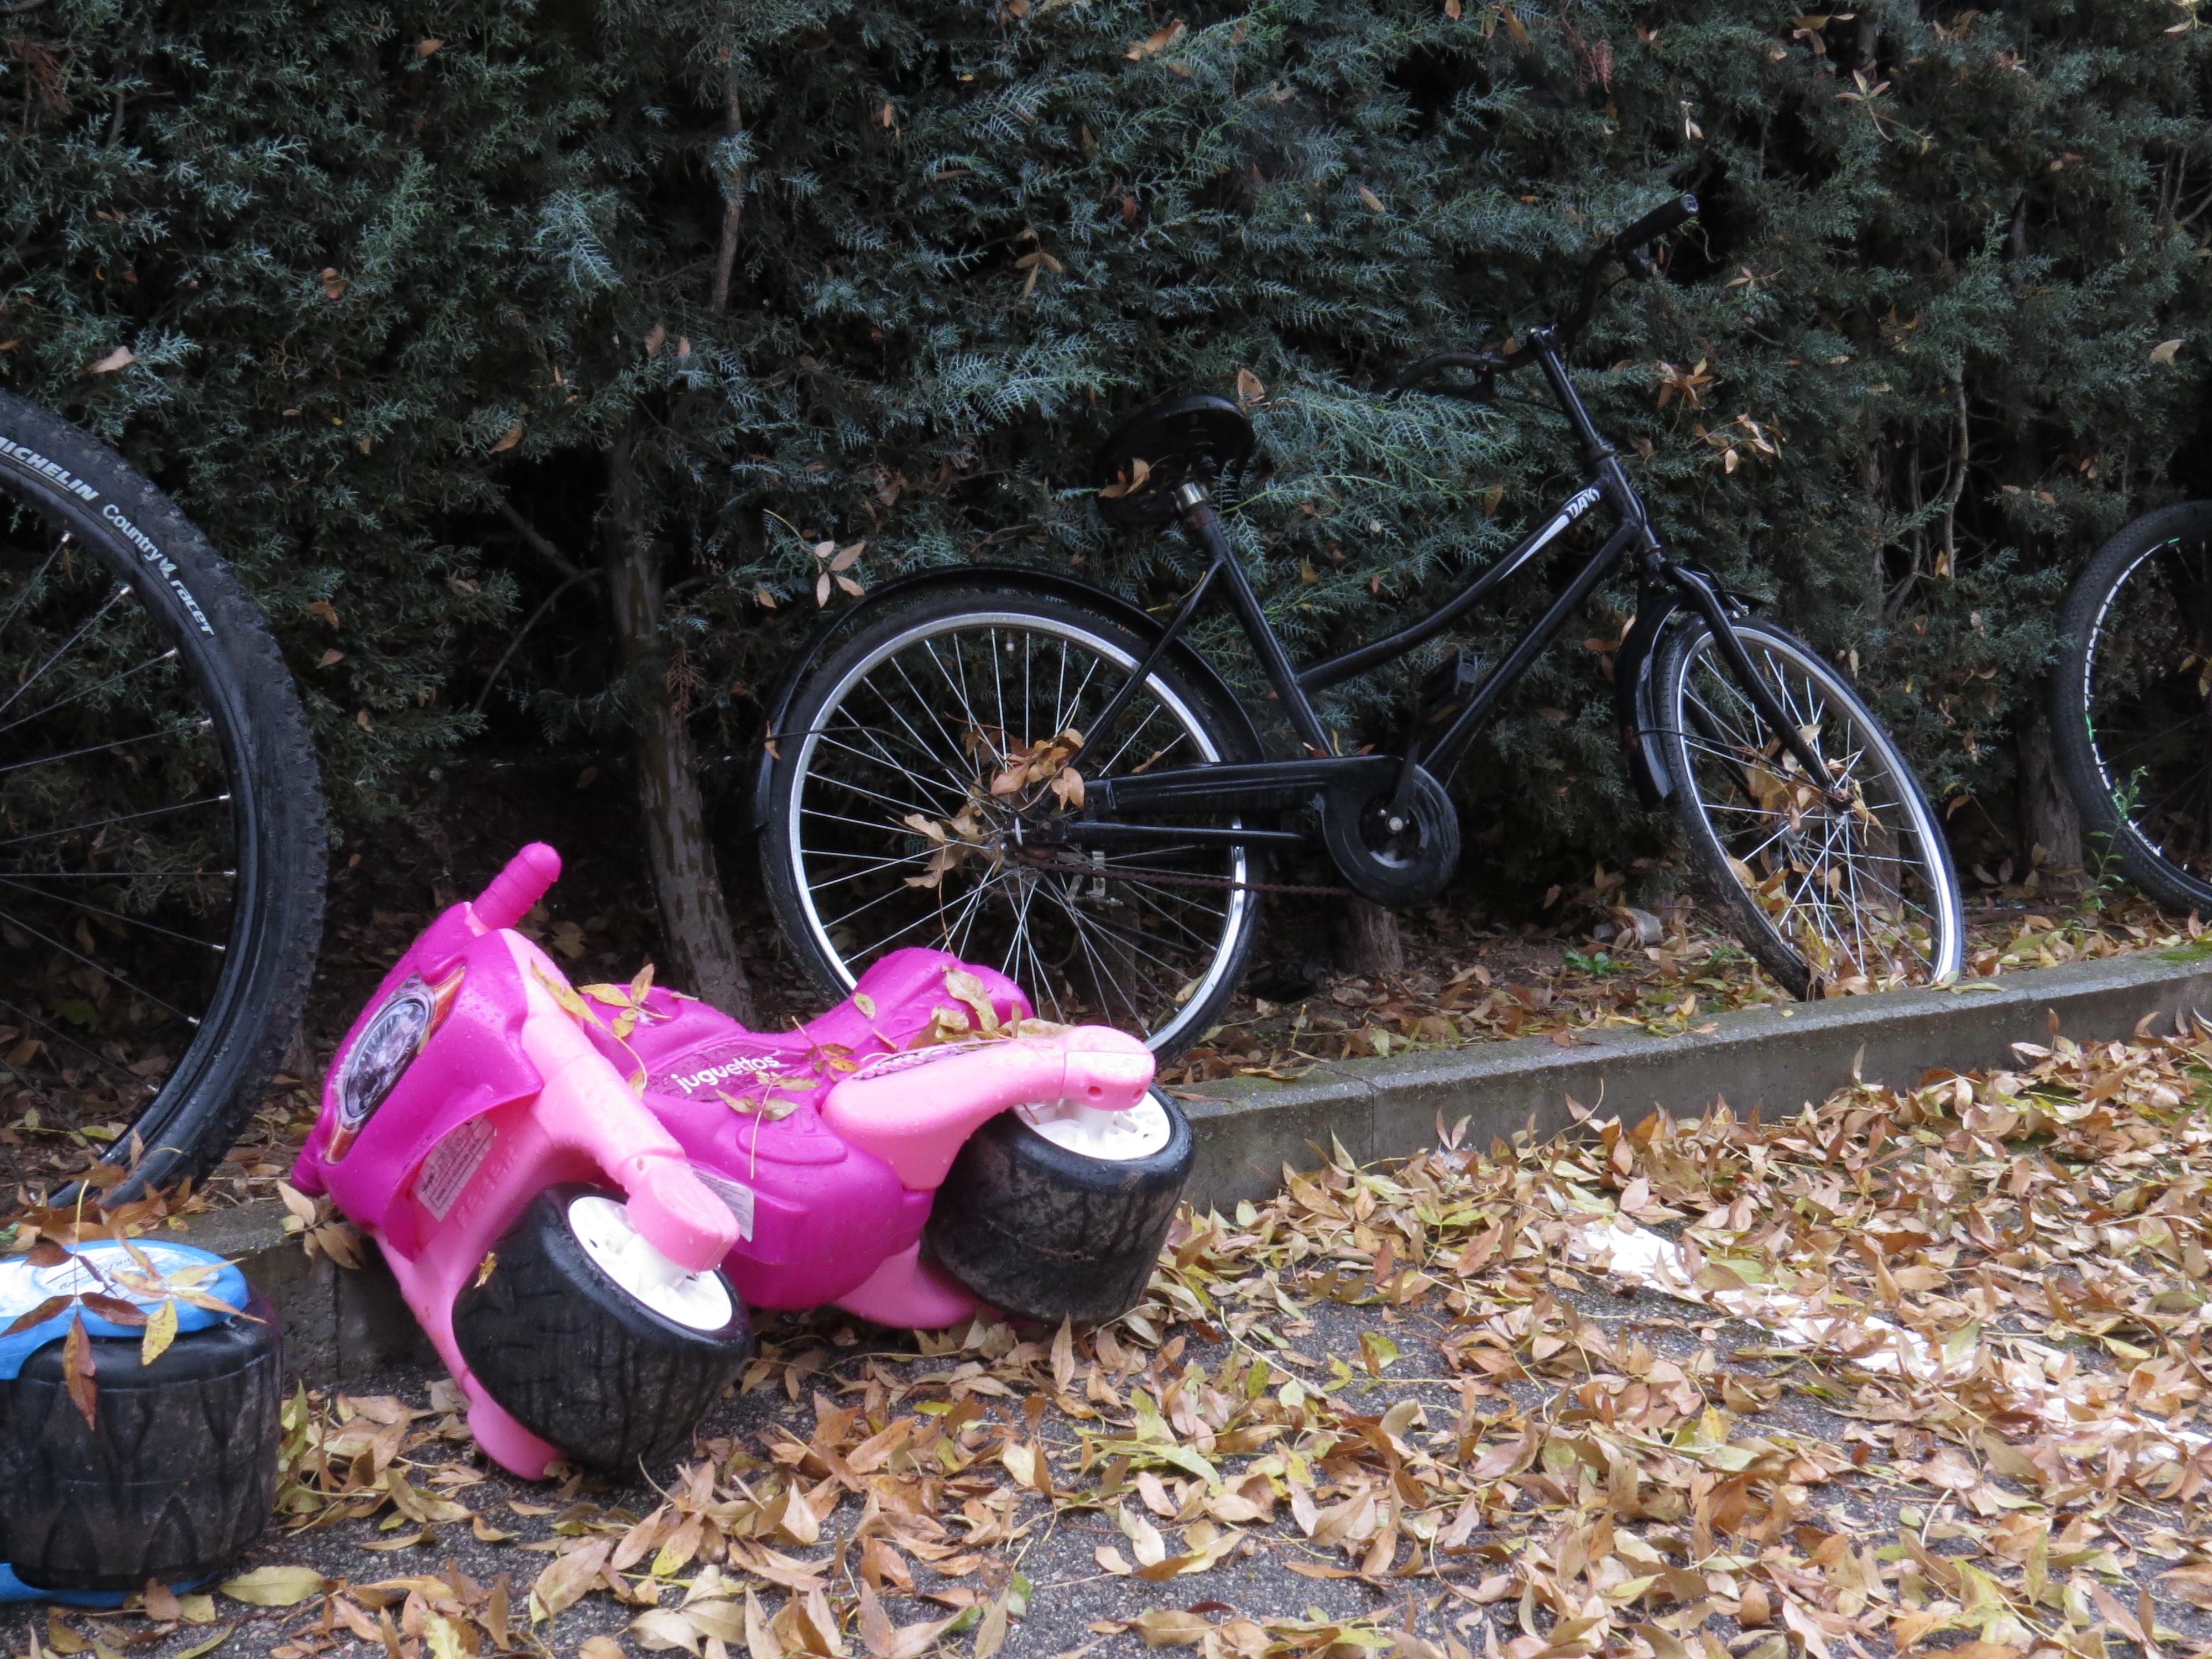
[475,843,562,930]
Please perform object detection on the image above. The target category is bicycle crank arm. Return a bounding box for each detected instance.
[1086,754,1400,816]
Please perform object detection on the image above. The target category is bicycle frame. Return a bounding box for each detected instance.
[1069,326,1837,843]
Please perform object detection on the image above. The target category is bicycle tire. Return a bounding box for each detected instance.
[0,390,324,1201]
[760,587,1262,1055]
[2048,502,2212,915]
[1653,614,1964,996]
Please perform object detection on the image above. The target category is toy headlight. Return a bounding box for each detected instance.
[329,974,444,1156]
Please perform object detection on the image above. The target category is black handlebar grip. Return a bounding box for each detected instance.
[1609,193,1699,254]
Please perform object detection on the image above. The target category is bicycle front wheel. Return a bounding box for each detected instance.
[2048,502,2212,914]
[1653,614,1964,995]
[760,588,1261,1053]
[0,390,325,1201]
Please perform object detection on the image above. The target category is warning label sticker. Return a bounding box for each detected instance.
[415,1117,498,1219]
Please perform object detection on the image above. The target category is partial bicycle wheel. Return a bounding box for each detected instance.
[761,588,1261,1053]
[0,390,324,1199]
[2048,502,2212,914]
[1653,613,1964,995]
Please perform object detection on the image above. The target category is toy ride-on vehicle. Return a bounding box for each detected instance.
[295,844,1192,1482]
[1,1239,281,1604]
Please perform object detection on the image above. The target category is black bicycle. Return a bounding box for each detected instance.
[2049,500,2212,913]
[757,196,1966,1050]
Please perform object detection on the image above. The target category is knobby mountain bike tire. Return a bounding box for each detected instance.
[759,587,1262,1055]
[1653,613,1964,997]
[0,390,324,1202]
[2048,501,2212,916]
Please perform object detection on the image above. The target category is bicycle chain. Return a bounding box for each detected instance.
[1008,848,1352,898]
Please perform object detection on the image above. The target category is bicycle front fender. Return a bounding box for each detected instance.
[1613,598,1678,807]
[1614,570,1760,807]
[746,566,1262,829]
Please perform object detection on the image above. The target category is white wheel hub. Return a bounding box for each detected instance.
[567,1195,733,1332]
[1016,1089,1172,1161]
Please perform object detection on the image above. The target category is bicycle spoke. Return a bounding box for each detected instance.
[0,716,210,780]
[0,874,226,952]
[0,902,202,1024]
[854,676,975,798]
[0,647,184,745]
[781,607,1251,1049]
[0,992,148,1091]
[805,752,966,820]
[0,867,234,881]
[1673,623,1952,989]
[0,792,231,853]
[0,539,65,645]
[0,582,131,722]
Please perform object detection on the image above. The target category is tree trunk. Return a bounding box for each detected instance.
[1334,897,1405,978]
[2017,713,2084,889]
[602,432,755,1021]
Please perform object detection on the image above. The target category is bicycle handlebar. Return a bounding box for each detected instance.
[1605,193,1699,259]
[1383,192,1699,397]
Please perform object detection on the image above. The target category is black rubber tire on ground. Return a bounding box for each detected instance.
[0,390,326,1204]
[0,1293,282,1592]
[926,1090,1193,1324]
[452,1184,752,1475]
[2048,501,2212,915]
[759,586,1265,1058]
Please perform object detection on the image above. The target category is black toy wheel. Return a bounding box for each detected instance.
[1319,764,1461,907]
[926,1089,1192,1324]
[453,1183,752,1475]
[1,1292,281,1593]
[1092,392,1255,530]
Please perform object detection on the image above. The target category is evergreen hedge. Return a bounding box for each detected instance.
[6,0,2209,901]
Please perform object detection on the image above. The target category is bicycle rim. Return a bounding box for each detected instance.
[0,472,251,1170]
[782,608,1255,1051]
[2082,533,2212,886]
[1669,622,1960,991]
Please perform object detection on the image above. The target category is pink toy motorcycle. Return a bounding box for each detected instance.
[294,844,1191,1480]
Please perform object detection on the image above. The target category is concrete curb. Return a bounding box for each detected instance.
[187,947,2212,1383]
[1180,945,2212,1207]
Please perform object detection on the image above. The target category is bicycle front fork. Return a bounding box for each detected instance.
[1667,565,1848,805]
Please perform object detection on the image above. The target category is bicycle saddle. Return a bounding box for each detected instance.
[1092,392,1254,529]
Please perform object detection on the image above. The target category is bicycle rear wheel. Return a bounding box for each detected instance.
[1653,614,1963,995]
[760,588,1261,1053]
[0,391,324,1201]
[2048,502,2212,914]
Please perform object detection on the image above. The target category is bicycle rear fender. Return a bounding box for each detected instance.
[1612,572,1757,808]
[747,566,1262,829]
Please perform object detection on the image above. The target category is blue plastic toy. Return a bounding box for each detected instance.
[0,1238,273,1604]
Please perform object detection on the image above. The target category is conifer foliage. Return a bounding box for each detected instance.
[4,0,2209,908]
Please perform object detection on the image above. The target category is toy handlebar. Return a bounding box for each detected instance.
[476,843,562,930]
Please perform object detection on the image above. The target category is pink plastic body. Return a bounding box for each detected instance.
[294,844,1158,1479]
[294,844,738,1478]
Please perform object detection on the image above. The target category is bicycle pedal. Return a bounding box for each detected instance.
[1416,650,1483,727]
